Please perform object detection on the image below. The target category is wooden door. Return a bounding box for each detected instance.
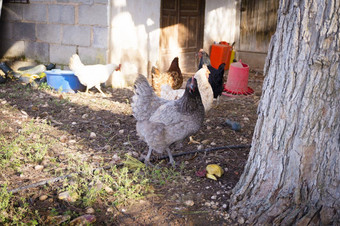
[160,0,205,74]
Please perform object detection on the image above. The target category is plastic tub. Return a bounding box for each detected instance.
[210,41,232,70]
[223,60,254,95]
[45,69,85,93]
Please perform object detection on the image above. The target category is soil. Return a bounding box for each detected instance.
[0,69,264,225]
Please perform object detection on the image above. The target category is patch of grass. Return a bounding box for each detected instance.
[0,185,41,225]
[0,119,54,174]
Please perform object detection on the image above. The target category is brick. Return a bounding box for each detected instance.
[0,39,25,58]
[23,4,47,22]
[57,0,93,4]
[94,0,108,4]
[36,24,62,43]
[93,27,108,48]
[1,4,23,21]
[78,47,108,64]
[62,25,91,46]
[48,5,75,24]
[50,44,76,65]
[13,22,36,41]
[25,41,49,62]
[78,4,107,26]
[0,22,14,40]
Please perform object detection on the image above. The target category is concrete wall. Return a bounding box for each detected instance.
[0,0,273,72]
[109,0,160,76]
[0,0,110,66]
[203,0,237,51]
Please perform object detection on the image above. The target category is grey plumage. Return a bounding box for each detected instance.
[131,74,205,166]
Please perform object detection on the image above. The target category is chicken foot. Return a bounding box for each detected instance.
[166,147,176,167]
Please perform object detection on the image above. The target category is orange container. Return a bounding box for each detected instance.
[210,41,232,70]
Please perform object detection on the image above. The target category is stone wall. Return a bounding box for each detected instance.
[0,0,110,66]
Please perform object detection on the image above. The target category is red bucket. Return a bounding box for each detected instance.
[223,60,254,95]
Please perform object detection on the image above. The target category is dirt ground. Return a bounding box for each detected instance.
[0,68,264,225]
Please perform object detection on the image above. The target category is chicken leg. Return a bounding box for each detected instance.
[144,147,154,167]
[95,84,107,97]
[166,148,176,167]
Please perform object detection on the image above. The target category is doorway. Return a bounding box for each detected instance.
[159,0,205,74]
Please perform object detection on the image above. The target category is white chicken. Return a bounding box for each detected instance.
[160,65,213,113]
[69,54,119,96]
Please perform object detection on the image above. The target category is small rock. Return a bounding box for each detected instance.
[205,202,211,207]
[90,132,96,138]
[119,129,124,134]
[60,135,68,143]
[71,122,77,125]
[85,207,95,214]
[39,195,48,201]
[104,145,111,151]
[35,165,44,170]
[197,144,204,150]
[82,113,89,119]
[211,195,217,200]
[107,207,114,213]
[58,191,78,202]
[68,139,76,144]
[201,139,210,145]
[104,186,113,194]
[210,142,216,146]
[184,200,194,206]
[222,204,227,209]
[207,126,212,130]
[238,217,245,224]
[69,214,96,225]
[47,215,71,225]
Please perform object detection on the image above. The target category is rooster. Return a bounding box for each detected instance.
[197,49,225,103]
[69,54,120,96]
[151,57,183,96]
[160,65,213,113]
[132,74,204,166]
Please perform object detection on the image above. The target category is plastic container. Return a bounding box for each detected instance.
[223,60,254,95]
[210,41,232,70]
[45,69,85,93]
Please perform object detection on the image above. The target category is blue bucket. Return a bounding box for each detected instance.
[45,69,85,93]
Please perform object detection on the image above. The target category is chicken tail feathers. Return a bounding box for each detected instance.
[132,74,166,121]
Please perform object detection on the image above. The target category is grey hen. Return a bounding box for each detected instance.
[131,74,205,166]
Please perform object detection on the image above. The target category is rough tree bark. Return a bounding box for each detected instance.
[230,0,339,225]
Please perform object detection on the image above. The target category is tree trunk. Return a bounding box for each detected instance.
[230,0,339,225]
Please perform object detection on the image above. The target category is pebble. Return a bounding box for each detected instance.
[104,186,113,194]
[35,165,44,170]
[86,207,95,214]
[104,145,111,151]
[211,195,217,200]
[60,135,68,143]
[238,217,245,224]
[210,142,216,146]
[71,122,77,125]
[119,129,124,134]
[90,132,96,138]
[82,113,89,119]
[222,204,227,209]
[58,191,78,202]
[184,200,194,206]
[197,145,203,150]
[39,195,48,201]
[107,207,114,213]
[201,139,210,145]
[69,215,96,225]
